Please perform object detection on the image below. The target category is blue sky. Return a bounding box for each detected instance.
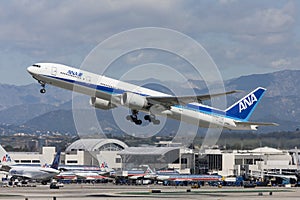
[0,0,299,85]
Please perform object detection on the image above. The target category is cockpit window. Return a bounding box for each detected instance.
[32,64,41,68]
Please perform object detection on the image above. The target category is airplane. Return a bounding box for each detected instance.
[74,171,108,180]
[58,164,113,176]
[116,165,221,184]
[114,165,156,180]
[56,171,109,181]
[0,145,61,185]
[27,63,278,130]
[56,162,114,181]
[153,170,222,185]
[161,174,222,182]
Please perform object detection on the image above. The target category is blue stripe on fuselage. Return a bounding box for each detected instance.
[44,75,243,121]
[185,104,246,121]
[45,75,126,95]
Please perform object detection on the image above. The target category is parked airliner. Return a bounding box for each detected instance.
[0,145,60,184]
[27,63,278,130]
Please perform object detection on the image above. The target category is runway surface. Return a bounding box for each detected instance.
[0,184,299,200]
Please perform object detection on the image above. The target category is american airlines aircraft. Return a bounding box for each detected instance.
[27,63,278,131]
[0,145,60,184]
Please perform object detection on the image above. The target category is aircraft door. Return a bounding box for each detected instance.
[86,76,91,83]
[51,67,57,76]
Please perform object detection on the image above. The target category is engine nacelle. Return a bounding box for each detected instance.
[122,92,148,109]
[90,97,116,110]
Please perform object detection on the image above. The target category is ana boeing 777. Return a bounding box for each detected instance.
[27,63,278,130]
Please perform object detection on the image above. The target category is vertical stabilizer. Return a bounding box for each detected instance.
[0,145,16,166]
[50,151,61,170]
[225,87,266,121]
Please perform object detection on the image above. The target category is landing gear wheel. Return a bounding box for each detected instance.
[126,110,143,125]
[153,119,160,125]
[144,115,151,121]
[38,80,46,94]
[126,115,132,121]
[40,88,46,93]
[135,120,142,125]
[41,181,47,185]
[144,115,160,125]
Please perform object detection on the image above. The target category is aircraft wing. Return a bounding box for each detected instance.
[11,174,33,180]
[235,121,279,126]
[0,165,12,172]
[128,176,140,180]
[146,90,240,106]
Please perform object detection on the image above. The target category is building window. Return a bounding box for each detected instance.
[98,143,124,151]
[67,160,78,164]
[254,158,263,164]
[20,160,31,163]
[181,158,188,164]
[32,160,40,163]
[245,159,253,165]
[235,159,243,165]
[208,154,222,171]
[116,158,121,163]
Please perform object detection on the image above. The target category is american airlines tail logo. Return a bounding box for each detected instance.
[100,162,108,168]
[2,154,12,162]
[239,93,257,113]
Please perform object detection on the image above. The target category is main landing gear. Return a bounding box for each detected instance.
[126,110,142,125]
[38,80,46,94]
[126,110,160,125]
[144,114,160,125]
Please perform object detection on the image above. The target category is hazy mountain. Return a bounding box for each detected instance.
[0,103,57,124]
[225,70,300,131]
[0,83,72,111]
[0,69,299,135]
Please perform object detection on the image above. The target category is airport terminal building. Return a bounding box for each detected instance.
[197,147,299,178]
[7,138,300,179]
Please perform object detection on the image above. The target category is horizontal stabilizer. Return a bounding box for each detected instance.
[235,121,279,126]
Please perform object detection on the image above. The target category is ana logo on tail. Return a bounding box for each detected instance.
[239,93,258,113]
[225,87,266,121]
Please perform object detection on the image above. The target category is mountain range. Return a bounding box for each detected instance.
[0,69,299,136]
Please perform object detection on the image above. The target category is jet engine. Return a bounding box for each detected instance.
[90,97,116,110]
[122,92,148,109]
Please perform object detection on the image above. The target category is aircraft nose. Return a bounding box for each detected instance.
[27,66,32,73]
[27,66,36,75]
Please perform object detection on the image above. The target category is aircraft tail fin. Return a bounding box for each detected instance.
[0,144,16,166]
[50,151,61,170]
[225,87,266,121]
[145,166,154,174]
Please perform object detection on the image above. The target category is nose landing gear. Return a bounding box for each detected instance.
[38,80,46,94]
[40,88,46,94]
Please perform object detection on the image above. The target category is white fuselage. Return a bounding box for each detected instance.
[9,165,60,181]
[27,63,256,130]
